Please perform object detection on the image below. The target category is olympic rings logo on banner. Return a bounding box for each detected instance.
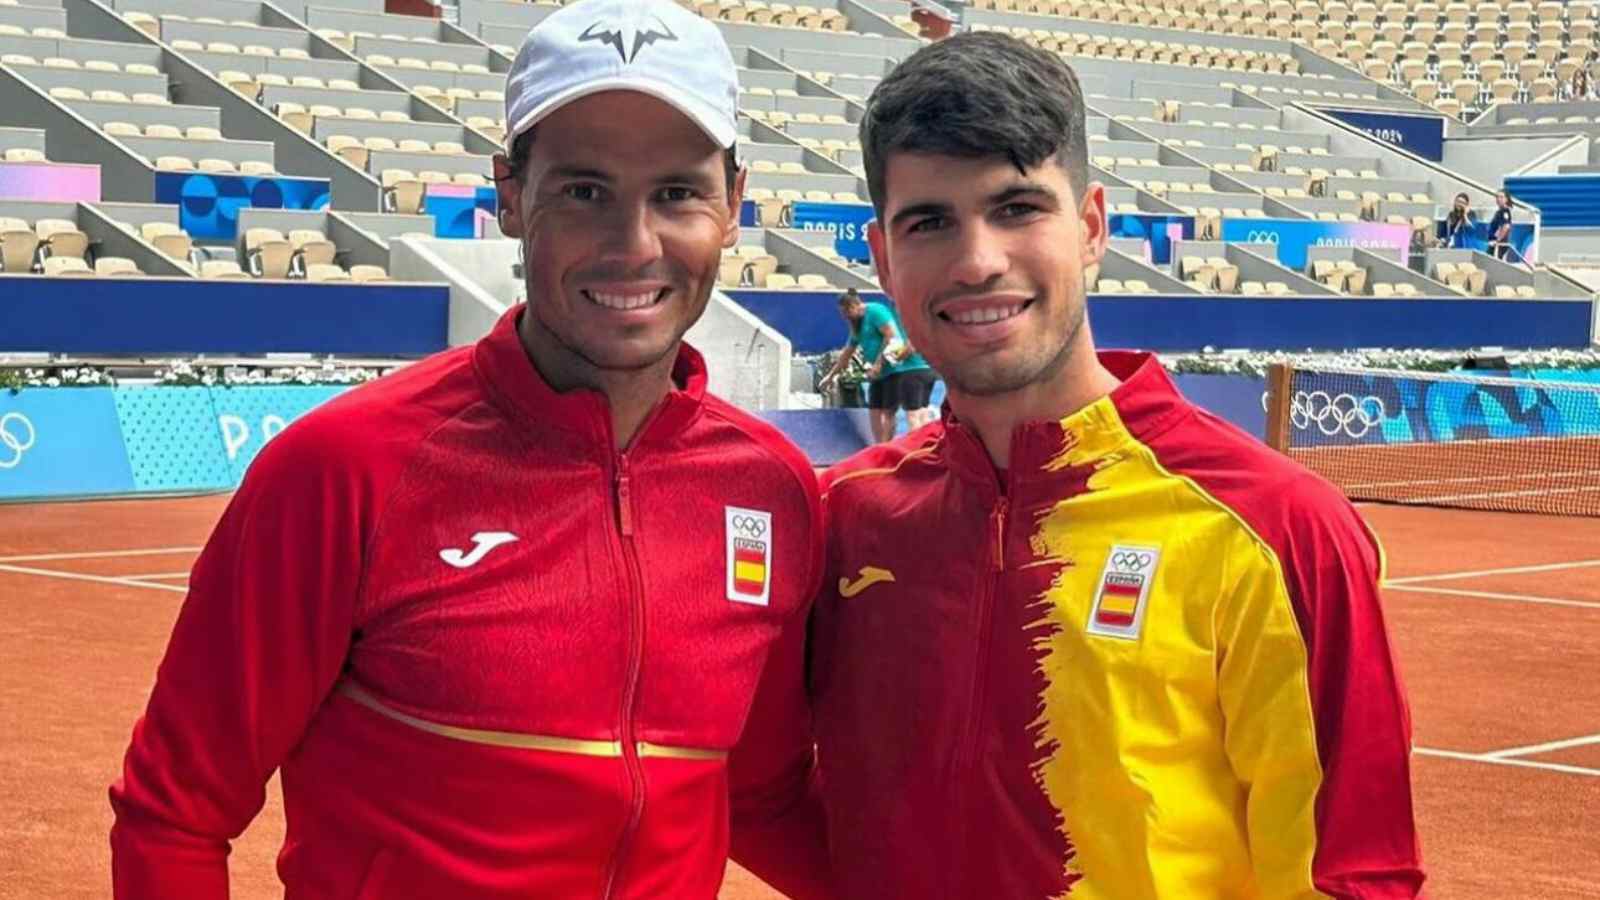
[1111,550,1153,571]
[1290,391,1386,438]
[0,412,36,469]
[1242,231,1282,244]
[731,514,767,537]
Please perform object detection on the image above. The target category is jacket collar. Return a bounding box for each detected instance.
[940,351,1190,490]
[471,303,708,450]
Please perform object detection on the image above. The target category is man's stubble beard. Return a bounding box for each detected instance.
[942,292,1087,398]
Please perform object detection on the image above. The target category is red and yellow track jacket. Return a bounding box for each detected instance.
[110,306,823,899]
[812,351,1424,899]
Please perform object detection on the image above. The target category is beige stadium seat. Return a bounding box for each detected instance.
[48,86,88,101]
[219,70,256,95]
[132,93,169,105]
[291,75,326,89]
[141,222,192,261]
[94,256,140,276]
[239,160,274,176]
[256,73,290,89]
[206,42,241,54]
[200,259,248,279]
[1096,279,1126,294]
[4,147,46,162]
[764,273,799,290]
[397,138,431,153]
[84,59,120,73]
[243,45,275,58]
[364,136,397,153]
[1494,284,1519,298]
[1393,283,1419,297]
[279,48,311,61]
[796,273,833,290]
[43,256,91,276]
[36,219,88,259]
[126,11,158,37]
[365,54,396,66]
[309,104,342,120]
[145,123,183,138]
[103,121,141,137]
[350,264,390,282]
[278,104,313,134]
[289,229,337,267]
[1372,281,1396,297]
[244,228,293,278]
[186,126,223,141]
[432,140,465,155]
[451,172,487,187]
[0,217,40,272]
[382,168,425,214]
[1515,285,1537,298]
[305,263,349,282]
[417,170,450,185]
[197,158,237,173]
[379,110,410,123]
[344,107,378,121]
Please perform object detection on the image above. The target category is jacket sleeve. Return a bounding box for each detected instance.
[727,474,831,900]
[109,423,369,898]
[1216,493,1425,900]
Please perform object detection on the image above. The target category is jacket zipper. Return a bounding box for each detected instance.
[957,495,1007,768]
[600,452,647,900]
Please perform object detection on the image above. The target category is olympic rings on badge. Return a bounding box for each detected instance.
[1111,550,1152,570]
[0,412,36,469]
[731,514,767,537]
[1290,391,1386,439]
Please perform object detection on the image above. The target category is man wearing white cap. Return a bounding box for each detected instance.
[110,1,829,896]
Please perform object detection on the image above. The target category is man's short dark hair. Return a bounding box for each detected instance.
[838,287,861,306]
[501,127,739,192]
[859,32,1089,218]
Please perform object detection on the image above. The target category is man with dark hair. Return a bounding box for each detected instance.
[804,31,1425,898]
[819,287,938,441]
[1489,189,1514,261]
[110,1,826,897]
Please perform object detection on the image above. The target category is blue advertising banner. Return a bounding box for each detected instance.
[1289,372,1600,448]
[1108,213,1195,265]
[1318,107,1445,162]
[154,172,331,240]
[790,201,874,262]
[0,388,136,500]
[0,278,449,356]
[423,185,498,238]
[1436,220,1538,263]
[211,386,347,481]
[1219,217,1411,270]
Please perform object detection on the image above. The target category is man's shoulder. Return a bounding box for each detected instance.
[247,345,481,486]
[1138,405,1372,561]
[821,420,945,498]
[698,394,820,502]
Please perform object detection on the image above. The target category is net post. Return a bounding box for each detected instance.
[1265,363,1293,452]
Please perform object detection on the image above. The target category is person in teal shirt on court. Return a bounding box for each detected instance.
[820,288,939,443]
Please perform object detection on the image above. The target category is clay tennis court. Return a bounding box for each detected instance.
[3,495,1597,898]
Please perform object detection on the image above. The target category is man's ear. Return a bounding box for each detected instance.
[867,219,893,294]
[723,165,747,250]
[1077,181,1108,269]
[491,153,524,239]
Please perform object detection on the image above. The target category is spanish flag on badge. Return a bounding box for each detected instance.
[1087,544,1161,641]
[725,506,773,606]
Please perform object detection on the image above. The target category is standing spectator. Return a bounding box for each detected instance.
[819,288,938,443]
[1572,68,1592,101]
[1443,192,1478,248]
[1489,190,1515,261]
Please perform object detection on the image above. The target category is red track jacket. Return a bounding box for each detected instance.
[110,306,824,899]
[811,352,1424,899]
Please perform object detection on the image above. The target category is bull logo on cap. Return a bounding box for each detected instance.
[578,16,678,64]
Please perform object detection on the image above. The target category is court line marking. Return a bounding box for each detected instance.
[122,572,192,581]
[1414,747,1600,778]
[0,546,202,564]
[1484,733,1600,760]
[1348,468,1600,491]
[1385,584,1600,610]
[1387,558,1600,585]
[0,563,187,594]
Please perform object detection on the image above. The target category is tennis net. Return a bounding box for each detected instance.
[1264,363,1600,517]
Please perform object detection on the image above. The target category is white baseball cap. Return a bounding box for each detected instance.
[503,0,740,154]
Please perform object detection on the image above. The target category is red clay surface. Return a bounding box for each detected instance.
[3,497,1596,899]
[1398,572,1600,604]
[1534,744,1600,771]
